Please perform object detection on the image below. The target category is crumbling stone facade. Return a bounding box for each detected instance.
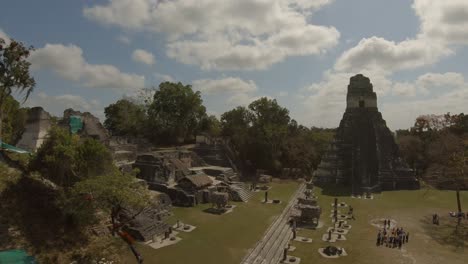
[16,107,52,152]
[314,74,419,193]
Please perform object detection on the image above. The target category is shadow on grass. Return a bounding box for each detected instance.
[318,184,352,197]
[420,215,468,253]
[0,176,88,253]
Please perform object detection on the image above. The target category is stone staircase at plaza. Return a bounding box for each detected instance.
[241,183,306,264]
[229,182,254,202]
[193,144,231,168]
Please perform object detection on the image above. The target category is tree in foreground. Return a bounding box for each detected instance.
[69,170,150,235]
[0,37,35,142]
[31,126,113,188]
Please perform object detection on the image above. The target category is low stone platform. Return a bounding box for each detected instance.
[327,227,349,235]
[334,222,352,230]
[321,233,347,242]
[293,236,312,243]
[261,199,283,204]
[203,205,237,215]
[144,231,182,249]
[280,256,301,264]
[351,194,374,200]
[318,247,348,258]
[173,223,196,232]
[329,214,350,220]
[330,202,348,208]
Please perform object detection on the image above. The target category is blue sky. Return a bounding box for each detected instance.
[1,0,467,130]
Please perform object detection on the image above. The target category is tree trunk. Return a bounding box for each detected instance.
[0,108,3,146]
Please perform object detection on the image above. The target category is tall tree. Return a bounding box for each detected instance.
[104,99,147,137]
[147,82,206,144]
[0,38,35,143]
[248,97,291,171]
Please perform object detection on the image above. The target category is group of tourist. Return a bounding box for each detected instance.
[376,226,409,249]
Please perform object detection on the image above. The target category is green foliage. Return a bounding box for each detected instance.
[31,126,113,188]
[397,113,468,184]
[104,99,147,137]
[0,93,28,144]
[221,98,334,175]
[199,115,222,137]
[147,82,207,144]
[69,170,150,226]
[0,38,35,141]
[0,163,21,193]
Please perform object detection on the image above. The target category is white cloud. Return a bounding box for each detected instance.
[84,0,340,70]
[117,35,131,44]
[414,0,468,45]
[392,72,465,97]
[26,92,105,121]
[0,28,11,45]
[193,77,257,95]
[132,48,155,65]
[29,43,145,92]
[382,77,468,129]
[154,73,175,82]
[334,37,451,73]
[334,0,468,74]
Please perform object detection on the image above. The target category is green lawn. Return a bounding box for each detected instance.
[292,186,468,264]
[121,180,300,264]
[121,183,468,264]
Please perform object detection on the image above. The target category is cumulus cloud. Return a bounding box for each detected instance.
[334,37,451,73]
[154,73,175,82]
[193,77,257,95]
[414,0,468,45]
[84,0,340,70]
[0,28,11,45]
[26,92,105,121]
[117,35,131,44]
[335,0,468,74]
[382,77,468,129]
[29,44,145,91]
[392,72,465,96]
[132,48,155,65]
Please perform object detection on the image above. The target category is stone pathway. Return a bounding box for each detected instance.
[240,183,306,264]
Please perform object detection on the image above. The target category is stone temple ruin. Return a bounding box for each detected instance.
[314,74,419,193]
[16,107,52,152]
[133,141,253,207]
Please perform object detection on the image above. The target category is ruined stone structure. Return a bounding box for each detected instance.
[60,109,109,142]
[16,107,52,152]
[314,74,419,193]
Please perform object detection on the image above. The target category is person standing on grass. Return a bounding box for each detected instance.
[406,232,409,243]
[377,230,382,246]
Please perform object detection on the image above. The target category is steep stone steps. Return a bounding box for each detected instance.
[241,183,305,264]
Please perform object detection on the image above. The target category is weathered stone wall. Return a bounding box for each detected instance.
[61,109,109,142]
[16,107,52,152]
